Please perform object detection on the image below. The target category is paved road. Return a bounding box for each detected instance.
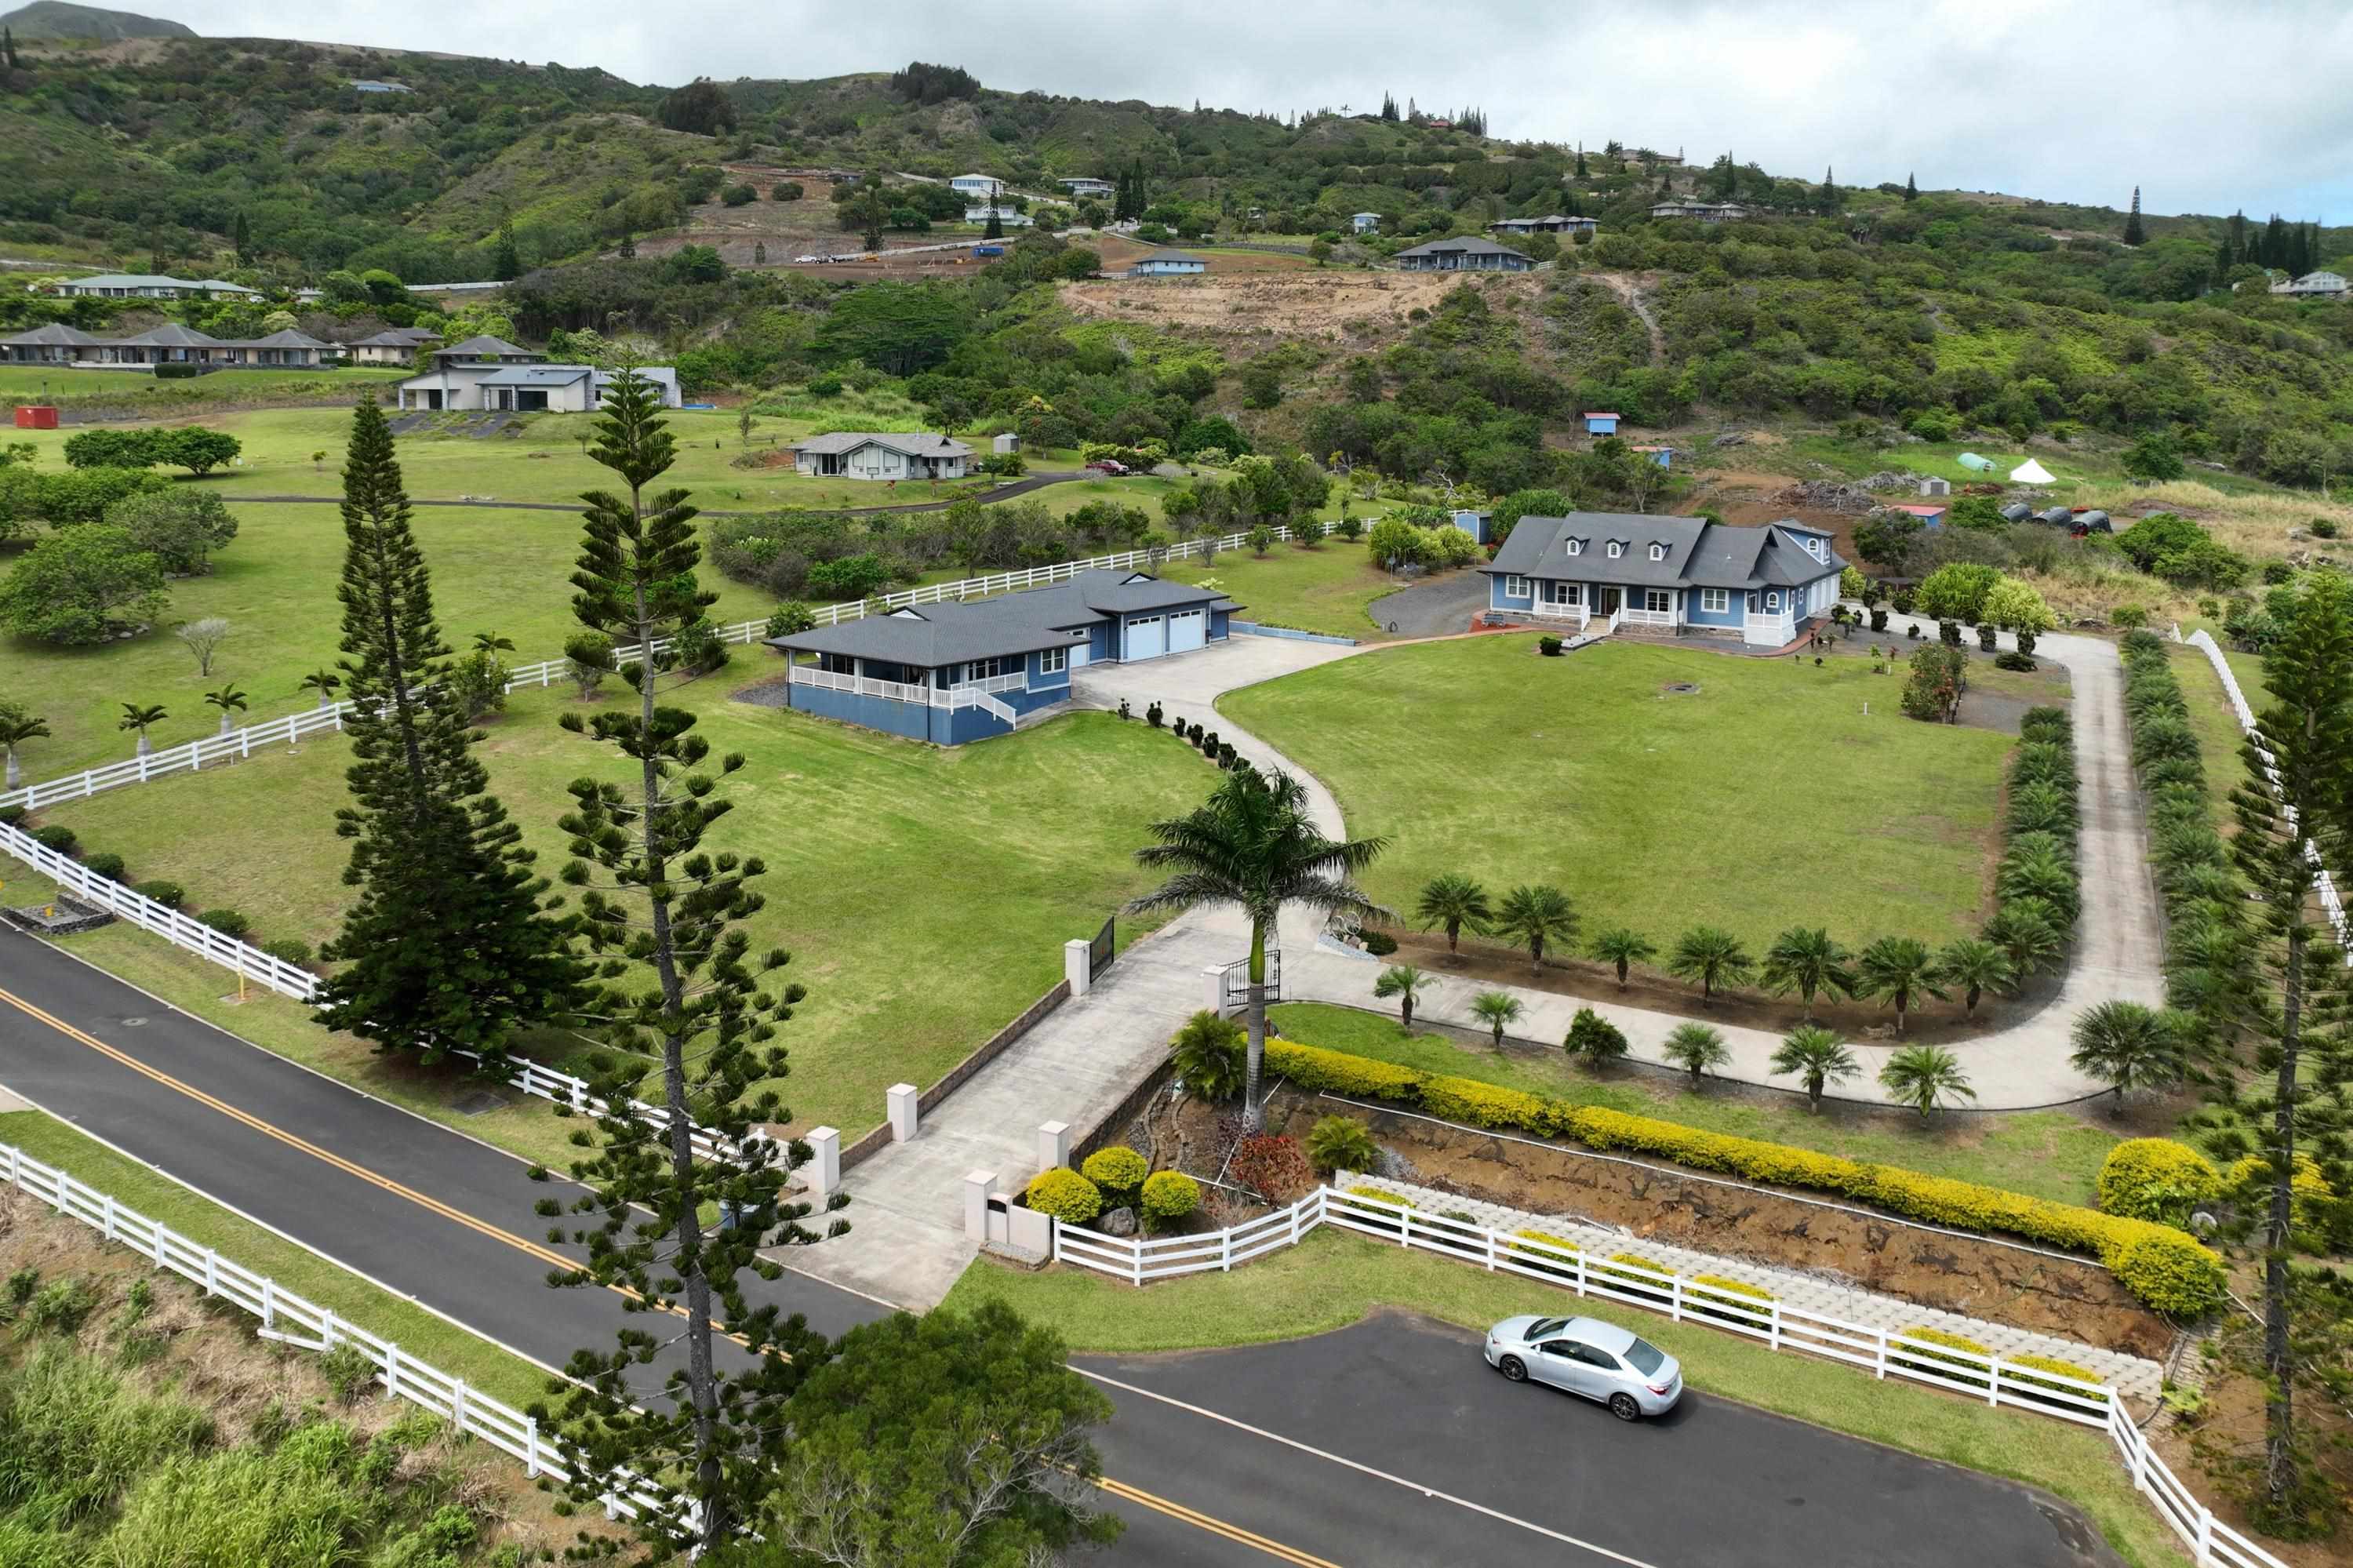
[0,917,2135,1565]
[1363,569,1489,638]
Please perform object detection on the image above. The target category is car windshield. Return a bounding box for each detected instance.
[1623,1338,1667,1377]
[1525,1317,1569,1339]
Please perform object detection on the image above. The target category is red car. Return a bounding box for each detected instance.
[1085,459,1129,475]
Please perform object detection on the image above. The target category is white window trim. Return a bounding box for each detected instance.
[1700,588,1729,614]
[1503,574,1532,598]
[1644,588,1674,613]
[1547,581,1583,606]
[1566,539,1584,556]
[1766,591,1783,612]
[1649,543,1667,561]
[1038,646,1067,675]
[1607,541,1624,558]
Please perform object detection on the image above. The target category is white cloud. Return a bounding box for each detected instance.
[162,0,2353,216]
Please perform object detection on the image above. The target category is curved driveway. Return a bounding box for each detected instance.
[1082,615,2165,1111]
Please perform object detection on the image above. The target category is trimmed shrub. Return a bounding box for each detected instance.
[196,908,250,939]
[1080,1145,1149,1202]
[1168,1010,1246,1101]
[2098,1139,2221,1225]
[1230,1135,1315,1202]
[260,938,313,968]
[1256,1032,2224,1314]
[133,880,184,909]
[1305,1115,1381,1175]
[0,805,22,827]
[1994,650,2037,672]
[31,824,76,853]
[1890,1325,1992,1385]
[1023,1167,1103,1224]
[1563,1007,1630,1069]
[1507,1229,1582,1279]
[1688,1272,1774,1323]
[1538,635,1563,657]
[2009,1352,2111,1410]
[1345,1184,1407,1235]
[1598,1251,1672,1304]
[1140,1170,1199,1226]
[80,851,126,882]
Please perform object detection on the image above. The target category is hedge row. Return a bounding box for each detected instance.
[1270,1033,2224,1316]
[2118,631,2238,941]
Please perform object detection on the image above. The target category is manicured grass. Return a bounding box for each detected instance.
[2167,642,2267,831]
[1220,637,2014,951]
[1270,1002,2119,1206]
[1158,540,1430,642]
[0,1108,550,1409]
[34,689,1218,1137]
[944,1231,2191,1568]
[0,487,779,778]
[0,365,412,415]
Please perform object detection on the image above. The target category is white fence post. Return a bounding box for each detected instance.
[1064,938,1095,998]
[1220,1225,1235,1271]
[962,1170,996,1242]
[1036,1121,1070,1174]
[886,1082,919,1143]
[384,1346,400,1402]
[804,1126,840,1199]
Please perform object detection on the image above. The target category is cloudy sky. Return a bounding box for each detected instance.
[160,0,2353,220]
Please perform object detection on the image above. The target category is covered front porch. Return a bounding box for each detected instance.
[780,649,1076,745]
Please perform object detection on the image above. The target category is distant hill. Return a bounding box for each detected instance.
[0,2,195,40]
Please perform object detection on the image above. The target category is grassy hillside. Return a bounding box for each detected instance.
[1,1,191,39]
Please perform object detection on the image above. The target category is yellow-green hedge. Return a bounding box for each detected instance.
[1024,1167,1103,1224]
[1263,1034,2223,1317]
[1507,1229,1582,1279]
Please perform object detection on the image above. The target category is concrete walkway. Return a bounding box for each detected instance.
[789,638,1362,1308]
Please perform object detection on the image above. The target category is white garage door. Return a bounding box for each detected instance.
[1068,635,1090,668]
[1124,615,1166,661]
[1167,609,1206,653]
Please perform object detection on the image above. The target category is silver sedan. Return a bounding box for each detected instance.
[1484,1313,1683,1420]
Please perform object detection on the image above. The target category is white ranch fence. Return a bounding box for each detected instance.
[0,1138,688,1535]
[0,519,1349,813]
[2181,629,2348,952]
[0,817,744,1166]
[1053,1184,2285,1568]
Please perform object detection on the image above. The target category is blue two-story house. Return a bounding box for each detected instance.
[766,569,1241,744]
[1482,512,1846,649]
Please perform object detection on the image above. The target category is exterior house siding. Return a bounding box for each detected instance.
[1684,587,1742,628]
[1489,576,1535,612]
[1209,609,1231,641]
[785,680,938,743]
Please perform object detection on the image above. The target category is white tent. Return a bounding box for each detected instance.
[2009,458,2055,485]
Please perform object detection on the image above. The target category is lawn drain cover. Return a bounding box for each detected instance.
[453,1090,509,1117]
[1662,682,1701,694]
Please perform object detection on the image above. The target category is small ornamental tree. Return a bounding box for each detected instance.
[1900,642,1968,723]
[1372,962,1434,1028]
[1667,925,1754,1006]
[0,526,169,645]
[1758,926,1854,1017]
[1562,1006,1629,1071]
[0,699,49,791]
[1414,871,1492,953]
[1662,1021,1730,1086]
[1769,1024,1859,1111]
[1878,1044,1976,1118]
[1855,935,1946,1031]
[1586,926,1656,989]
[1471,989,1525,1046]
[1493,884,1578,973]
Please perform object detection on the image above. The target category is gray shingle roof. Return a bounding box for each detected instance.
[1483,512,1846,591]
[0,322,103,346]
[435,335,533,358]
[766,570,1238,667]
[352,329,433,347]
[474,366,594,387]
[112,323,225,347]
[790,431,973,459]
[1395,237,1529,260]
[1136,249,1205,265]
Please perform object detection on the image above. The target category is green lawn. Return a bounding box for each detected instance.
[0,365,412,416]
[31,689,1219,1139]
[1270,1002,2118,1206]
[0,1109,549,1410]
[1220,637,2015,951]
[1158,540,1436,642]
[944,1231,2191,1568]
[2168,642,2267,831]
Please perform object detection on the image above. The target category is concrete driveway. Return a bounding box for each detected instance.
[1366,566,1491,638]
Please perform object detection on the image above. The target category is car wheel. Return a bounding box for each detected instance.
[1608,1392,1641,1422]
[1498,1355,1527,1383]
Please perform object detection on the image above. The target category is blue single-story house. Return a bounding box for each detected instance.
[1632,444,1672,469]
[1582,410,1620,435]
[1889,501,1947,529]
[766,569,1241,745]
[1133,249,1206,276]
[1482,512,1846,649]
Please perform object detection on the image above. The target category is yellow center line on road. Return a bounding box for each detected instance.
[0,983,1339,1565]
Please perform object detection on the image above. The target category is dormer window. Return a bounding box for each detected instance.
[1648,543,1667,562]
[1607,541,1624,559]
[1566,539,1584,557]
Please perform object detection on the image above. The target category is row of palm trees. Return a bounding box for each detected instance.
[1412,873,2034,1028]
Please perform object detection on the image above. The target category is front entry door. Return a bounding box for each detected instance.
[1599,588,1621,616]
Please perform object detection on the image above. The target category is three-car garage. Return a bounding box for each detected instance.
[1123,608,1206,661]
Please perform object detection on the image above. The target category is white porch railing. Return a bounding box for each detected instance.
[785,664,1017,726]
[0,1140,688,1536]
[1527,599,1591,629]
[1617,606,1677,628]
[1051,1184,2285,1568]
[1744,613,1795,647]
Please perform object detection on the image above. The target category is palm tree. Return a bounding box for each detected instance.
[471,629,516,655]
[1853,935,1946,1031]
[1878,1044,1975,1119]
[1587,926,1655,990]
[118,702,168,758]
[1662,1021,1729,1086]
[1933,937,2014,1021]
[1492,884,1578,973]
[0,704,49,791]
[1414,872,1492,956]
[1769,1024,1859,1111]
[2068,1001,2180,1108]
[1996,844,2077,921]
[1373,963,1434,1029]
[1758,926,1854,1017]
[203,683,249,737]
[1130,767,1388,1130]
[1471,989,1525,1046]
[1980,901,2065,980]
[300,668,343,711]
[1667,926,1754,1006]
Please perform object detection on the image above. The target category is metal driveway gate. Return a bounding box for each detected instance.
[1089,915,1115,981]
[1220,948,1282,1010]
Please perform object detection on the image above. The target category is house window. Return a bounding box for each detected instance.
[1643,588,1673,613]
[1547,582,1582,606]
[1566,539,1584,556]
[1649,543,1667,561]
[1038,646,1067,676]
[1607,541,1624,558]
[1766,591,1782,612]
[962,657,1006,682]
[1700,588,1729,614]
[1503,575,1532,598]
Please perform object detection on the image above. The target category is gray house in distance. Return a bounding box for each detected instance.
[766,569,1241,744]
[1395,237,1533,272]
[1483,512,1845,648]
[1132,248,1206,276]
[789,431,972,480]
